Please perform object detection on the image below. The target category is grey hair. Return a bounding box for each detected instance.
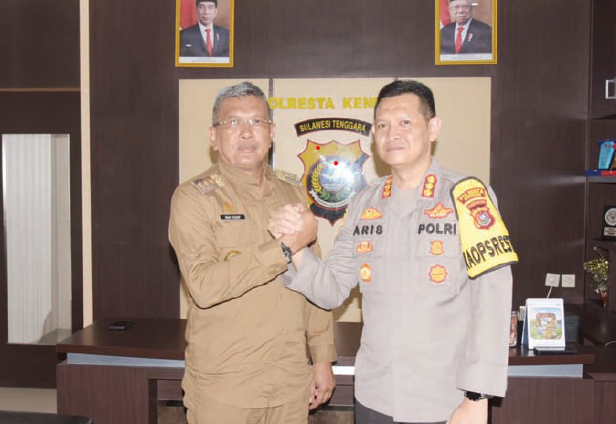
[211,81,270,123]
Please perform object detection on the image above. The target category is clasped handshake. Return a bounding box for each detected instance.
[268,204,318,256]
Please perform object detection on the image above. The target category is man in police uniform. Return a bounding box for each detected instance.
[270,80,516,424]
[168,81,337,424]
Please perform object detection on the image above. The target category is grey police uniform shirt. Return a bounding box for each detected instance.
[285,161,513,422]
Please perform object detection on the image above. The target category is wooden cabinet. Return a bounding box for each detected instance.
[591,0,616,119]
[586,0,616,310]
[585,119,616,312]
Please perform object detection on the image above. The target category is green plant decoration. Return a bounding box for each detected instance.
[583,247,609,302]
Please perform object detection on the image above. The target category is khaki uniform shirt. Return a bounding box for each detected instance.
[286,161,513,422]
[169,161,337,409]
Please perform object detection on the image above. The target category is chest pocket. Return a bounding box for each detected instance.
[414,218,463,298]
[215,217,260,260]
[351,218,387,293]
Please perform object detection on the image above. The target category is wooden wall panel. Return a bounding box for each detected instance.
[0,0,80,88]
[89,0,591,318]
[89,0,180,319]
[490,0,590,306]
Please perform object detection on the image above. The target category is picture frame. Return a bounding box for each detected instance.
[521,298,566,350]
[435,0,497,65]
[175,0,235,67]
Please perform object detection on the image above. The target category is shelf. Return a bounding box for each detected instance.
[593,114,616,121]
[587,176,616,183]
[589,238,616,250]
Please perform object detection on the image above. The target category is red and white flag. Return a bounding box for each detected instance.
[180,0,197,30]
[440,0,451,28]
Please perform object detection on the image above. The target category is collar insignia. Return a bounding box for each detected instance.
[421,174,437,198]
[382,176,393,199]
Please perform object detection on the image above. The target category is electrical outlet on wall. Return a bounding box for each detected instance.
[562,274,576,288]
[545,273,560,287]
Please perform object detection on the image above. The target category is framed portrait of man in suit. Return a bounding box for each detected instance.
[176,0,234,67]
[435,0,497,65]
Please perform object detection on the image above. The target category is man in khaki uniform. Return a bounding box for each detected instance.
[169,82,337,424]
[271,80,516,424]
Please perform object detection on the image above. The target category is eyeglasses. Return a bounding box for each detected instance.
[212,118,273,129]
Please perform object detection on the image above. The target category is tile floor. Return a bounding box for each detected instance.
[0,387,57,413]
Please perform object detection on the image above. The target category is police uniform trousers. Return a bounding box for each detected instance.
[355,400,446,424]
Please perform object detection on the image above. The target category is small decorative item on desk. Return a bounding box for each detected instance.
[583,247,609,307]
[509,311,518,347]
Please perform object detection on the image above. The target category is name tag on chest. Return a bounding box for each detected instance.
[220,214,246,221]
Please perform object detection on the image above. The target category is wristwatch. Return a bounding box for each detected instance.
[280,241,292,263]
[464,391,493,401]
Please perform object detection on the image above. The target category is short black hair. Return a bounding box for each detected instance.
[196,0,217,6]
[374,80,436,120]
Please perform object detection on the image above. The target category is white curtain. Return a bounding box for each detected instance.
[4,134,71,344]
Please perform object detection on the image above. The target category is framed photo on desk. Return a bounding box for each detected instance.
[522,298,566,349]
[435,0,497,65]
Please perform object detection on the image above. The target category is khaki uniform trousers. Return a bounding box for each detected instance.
[186,393,309,424]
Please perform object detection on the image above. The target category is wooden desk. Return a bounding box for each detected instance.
[57,319,611,424]
[56,319,362,423]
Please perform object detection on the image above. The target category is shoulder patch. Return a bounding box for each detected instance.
[275,170,302,186]
[451,177,518,279]
[191,174,224,196]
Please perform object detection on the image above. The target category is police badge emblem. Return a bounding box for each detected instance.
[360,263,372,283]
[299,140,369,225]
[430,240,445,256]
[429,264,448,283]
[455,186,495,230]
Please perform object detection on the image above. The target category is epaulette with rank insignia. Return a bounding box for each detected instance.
[275,170,302,187]
[191,174,224,196]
